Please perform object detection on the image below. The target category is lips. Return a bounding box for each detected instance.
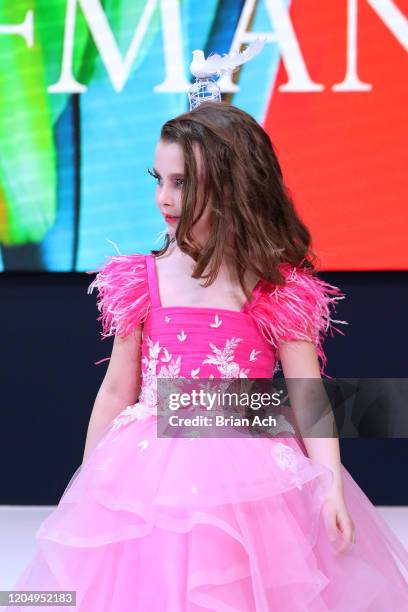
[164,214,180,223]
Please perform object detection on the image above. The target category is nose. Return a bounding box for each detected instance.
[156,183,178,216]
[156,181,174,210]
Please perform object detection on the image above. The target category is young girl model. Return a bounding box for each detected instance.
[4,101,408,612]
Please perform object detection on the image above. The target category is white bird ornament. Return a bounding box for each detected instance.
[188,39,265,110]
[190,38,265,79]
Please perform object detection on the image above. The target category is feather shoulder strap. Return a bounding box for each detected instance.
[245,262,348,376]
[87,252,151,339]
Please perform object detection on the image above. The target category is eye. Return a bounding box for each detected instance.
[147,167,161,185]
[147,168,184,188]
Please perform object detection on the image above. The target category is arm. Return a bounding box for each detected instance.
[82,326,143,464]
[279,340,355,552]
[278,340,343,491]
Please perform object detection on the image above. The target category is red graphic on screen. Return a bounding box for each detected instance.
[264,0,408,270]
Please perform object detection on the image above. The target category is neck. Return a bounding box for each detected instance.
[168,241,253,286]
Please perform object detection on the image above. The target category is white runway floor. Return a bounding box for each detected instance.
[1,506,408,590]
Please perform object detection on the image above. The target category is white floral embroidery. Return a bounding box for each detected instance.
[198,379,220,396]
[177,330,187,342]
[111,402,152,430]
[272,442,303,490]
[137,440,149,451]
[209,314,222,328]
[165,316,171,323]
[108,333,268,432]
[249,349,262,362]
[139,336,163,410]
[273,442,297,469]
[203,337,250,378]
[158,355,181,378]
[161,348,172,362]
[109,336,162,430]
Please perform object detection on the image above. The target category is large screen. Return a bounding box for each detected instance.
[0,0,406,271]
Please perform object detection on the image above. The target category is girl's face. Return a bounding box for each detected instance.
[152,139,212,243]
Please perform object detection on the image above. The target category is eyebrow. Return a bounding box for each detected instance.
[153,168,184,178]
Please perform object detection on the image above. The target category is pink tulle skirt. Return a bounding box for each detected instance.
[3,412,408,611]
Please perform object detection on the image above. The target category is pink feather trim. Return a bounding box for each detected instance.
[246,262,348,377]
[86,253,151,339]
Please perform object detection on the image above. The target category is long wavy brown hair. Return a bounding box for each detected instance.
[151,101,319,300]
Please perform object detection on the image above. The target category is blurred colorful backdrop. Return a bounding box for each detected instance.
[0,0,407,271]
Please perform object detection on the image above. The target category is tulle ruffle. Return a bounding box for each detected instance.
[4,414,408,611]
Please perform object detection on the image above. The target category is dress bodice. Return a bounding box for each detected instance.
[143,253,277,382]
[87,251,347,387]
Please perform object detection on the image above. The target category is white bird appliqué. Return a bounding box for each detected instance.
[161,348,172,363]
[190,38,265,79]
[209,314,222,328]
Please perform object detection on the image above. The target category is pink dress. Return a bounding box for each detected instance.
[4,252,408,612]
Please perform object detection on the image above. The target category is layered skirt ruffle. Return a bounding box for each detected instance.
[3,410,408,611]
